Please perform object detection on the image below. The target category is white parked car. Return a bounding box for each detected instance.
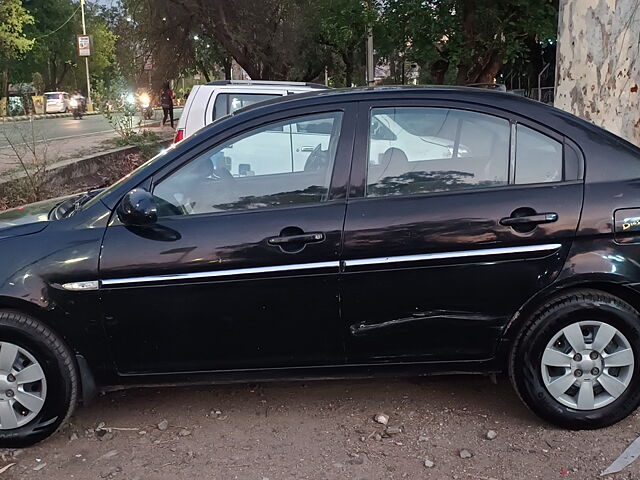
[44,92,70,113]
[174,80,329,143]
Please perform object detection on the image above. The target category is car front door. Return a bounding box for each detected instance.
[341,100,584,363]
[99,106,354,374]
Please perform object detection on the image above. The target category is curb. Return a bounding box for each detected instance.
[1,111,101,123]
[0,138,172,195]
[1,107,180,123]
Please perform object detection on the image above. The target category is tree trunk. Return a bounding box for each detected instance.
[430,59,449,84]
[196,61,211,82]
[2,62,9,105]
[57,63,70,90]
[475,52,503,84]
[222,56,232,80]
[48,59,57,91]
[389,58,397,84]
[456,0,476,85]
[342,51,354,87]
[555,0,640,146]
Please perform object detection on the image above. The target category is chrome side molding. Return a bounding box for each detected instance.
[72,243,562,289]
[343,243,562,268]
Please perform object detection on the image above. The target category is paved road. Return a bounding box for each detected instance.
[0,108,182,148]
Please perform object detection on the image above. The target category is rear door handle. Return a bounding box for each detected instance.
[299,146,315,152]
[268,232,325,245]
[500,212,558,226]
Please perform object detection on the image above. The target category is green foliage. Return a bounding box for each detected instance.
[17,0,77,89]
[11,0,117,92]
[102,99,139,141]
[0,0,35,60]
[378,0,557,85]
[9,0,558,100]
[313,0,370,86]
[108,130,162,159]
[93,73,128,106]
[88,21,117,80]
[31,71,44,94]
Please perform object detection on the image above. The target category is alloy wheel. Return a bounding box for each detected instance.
[0,342,47,429]
[541,321,634,410]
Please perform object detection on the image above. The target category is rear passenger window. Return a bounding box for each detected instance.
[515,125,563,184]
[212,93,280,120]
[366,107,510,197]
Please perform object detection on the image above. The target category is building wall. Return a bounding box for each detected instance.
[555,0,640,145]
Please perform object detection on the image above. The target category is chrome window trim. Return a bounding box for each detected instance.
[343,243,562,268]
[101,261,341,287]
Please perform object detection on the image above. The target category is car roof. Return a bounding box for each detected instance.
[205,80,329,89]
[235,85,544,111]
[231,85,625,142]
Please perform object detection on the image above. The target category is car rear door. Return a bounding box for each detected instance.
[341,99,584,364]
[99,104,355,374]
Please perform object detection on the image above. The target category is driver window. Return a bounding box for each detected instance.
[153,112,343,216]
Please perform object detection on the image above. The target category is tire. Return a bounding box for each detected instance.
[0,311,78,447]
[509,289,640,429]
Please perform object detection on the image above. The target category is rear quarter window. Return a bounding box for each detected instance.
[514,125,563,184]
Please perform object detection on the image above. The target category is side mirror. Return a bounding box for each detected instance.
[116,188,158,226]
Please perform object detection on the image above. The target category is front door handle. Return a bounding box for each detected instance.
[267,232,325,246]
[500,212,558,227]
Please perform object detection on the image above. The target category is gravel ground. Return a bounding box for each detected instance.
[1,375,638,479]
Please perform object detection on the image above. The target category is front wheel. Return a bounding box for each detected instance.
[509,289,640,429]
[0,311,78,447]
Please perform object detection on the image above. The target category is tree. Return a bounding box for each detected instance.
[378,0,459,84]
[87,20,117,89]
[20,0,78,90]
[0,0,34,108]
[12,0,118,94]
[127,0,327,82]
[379,0,557,85]
[314,0,370,86]
[454,0,557,85]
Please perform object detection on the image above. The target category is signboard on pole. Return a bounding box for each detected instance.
[77,35,91,57]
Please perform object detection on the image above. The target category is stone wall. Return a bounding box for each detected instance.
[555,0,640,145]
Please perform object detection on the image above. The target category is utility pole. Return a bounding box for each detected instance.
[80,0,92,110]
[366,0,374,86]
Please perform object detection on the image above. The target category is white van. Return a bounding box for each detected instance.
[174,80,329,143]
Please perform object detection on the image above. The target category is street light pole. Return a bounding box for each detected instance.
[80,0,92,109]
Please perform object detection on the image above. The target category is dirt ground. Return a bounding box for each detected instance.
[0,375,638,480]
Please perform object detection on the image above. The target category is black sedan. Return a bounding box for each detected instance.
[1,86,640,446]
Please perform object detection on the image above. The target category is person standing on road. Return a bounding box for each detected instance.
[161,82,174,128]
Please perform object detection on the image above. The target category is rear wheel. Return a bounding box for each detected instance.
[509,289,640,429]
[0,311,78,447]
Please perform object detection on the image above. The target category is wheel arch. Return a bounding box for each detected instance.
[0,296,52,326]
[0,296,97,405]
[496,277,640,366]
